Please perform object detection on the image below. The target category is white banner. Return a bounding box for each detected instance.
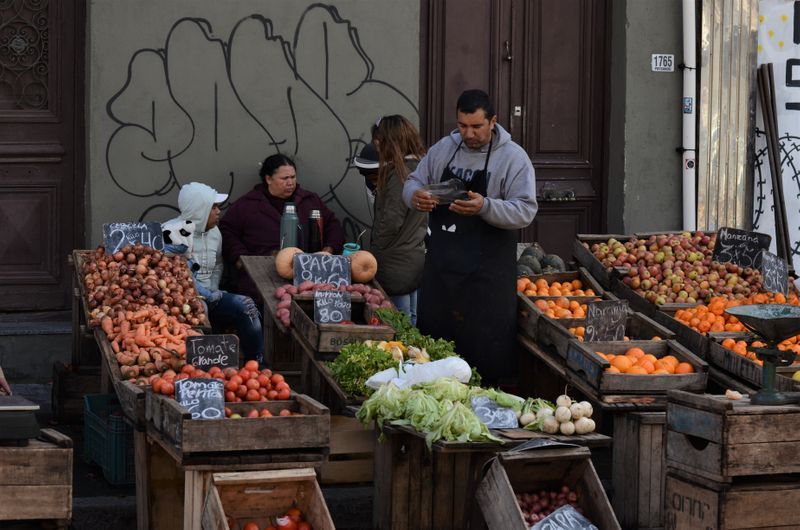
[753,0,800,268]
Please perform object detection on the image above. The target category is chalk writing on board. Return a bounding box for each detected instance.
[314,291,352,324]
[186,335,239,370]
[584,300,628,342]
[760,250,789,296]
[103,222,165,254]
[293,253,351,287]
[174,378,225,420]
[712,227,771,269]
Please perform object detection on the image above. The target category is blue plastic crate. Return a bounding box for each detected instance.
[83,394,135,486]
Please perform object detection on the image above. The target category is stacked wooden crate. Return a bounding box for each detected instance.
[665,391,800,529]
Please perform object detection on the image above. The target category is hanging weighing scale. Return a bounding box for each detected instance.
[724,304,800,405]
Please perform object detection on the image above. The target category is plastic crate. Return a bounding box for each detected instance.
[83,394,135,486]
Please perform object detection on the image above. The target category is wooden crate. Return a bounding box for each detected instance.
[538,311,675,358]
[517,293,612,346]
[297,332,365,414]
[291,297,395,358]
[612,412,666,530]
[95,328,147,427]
[666,390,800,483]
[649,306,713,360]
[51,361,101,424]
[707,338,799,392]
[145,390,330,455]
[476,446,620,530]
[664,468,800,530]
[201,468,334,530]
[0,428,73,523]
[372,423,611,530]
[566,339,708,394]
[319,415,374,485]
[572,234,633,289]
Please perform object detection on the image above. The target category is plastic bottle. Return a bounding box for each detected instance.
[306,209,323,252]
[279,203,299,249]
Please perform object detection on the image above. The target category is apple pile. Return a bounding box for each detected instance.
[587,232,764,305]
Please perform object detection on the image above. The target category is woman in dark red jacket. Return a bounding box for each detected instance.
[220,154,345,301]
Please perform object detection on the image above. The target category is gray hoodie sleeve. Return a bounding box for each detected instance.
[479,145,538,230]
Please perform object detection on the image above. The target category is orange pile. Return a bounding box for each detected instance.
[534,297,589,318]
[596,347,695,375]
[675,293,799,334]
[721,338,765,365]
[517,277,596,297]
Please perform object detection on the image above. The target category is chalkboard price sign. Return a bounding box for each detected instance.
[174,378,225,420]
[293,253,351,287]
[470,395,519,429]
[185,334,239,370]
[103,222,165,254]
[712,227,771,269]
[584,300,628,342]
[314,291,352,324]
[760,250,789,296]
[531,505,598,530]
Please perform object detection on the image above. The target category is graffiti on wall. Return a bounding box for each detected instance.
[752,0,800,267]
[104,3,418,242]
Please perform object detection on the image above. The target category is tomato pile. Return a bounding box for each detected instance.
[238,507,312,530]
[224,406,301,419]
[149,359,292,402]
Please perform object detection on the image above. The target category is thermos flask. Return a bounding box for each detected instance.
[280,203,299,249]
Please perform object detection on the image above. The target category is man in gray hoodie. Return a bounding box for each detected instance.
[403,89,537,384]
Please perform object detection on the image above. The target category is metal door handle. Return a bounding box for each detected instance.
[503,41,512,61]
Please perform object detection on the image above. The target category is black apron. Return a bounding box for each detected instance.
[418,138,517,384]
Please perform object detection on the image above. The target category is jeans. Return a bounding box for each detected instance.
[209,292,265,364]
[390,290,418,326]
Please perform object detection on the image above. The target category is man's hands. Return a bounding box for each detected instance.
[449,191,485,216]
[413,189,484,216]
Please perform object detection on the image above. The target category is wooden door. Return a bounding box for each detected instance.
[423,0,608,259]
[0,0,84,311]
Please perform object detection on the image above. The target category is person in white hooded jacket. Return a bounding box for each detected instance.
[164,182,265,364]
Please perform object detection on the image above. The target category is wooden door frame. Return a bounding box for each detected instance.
[418,0,612,234]
[73,0,87,252]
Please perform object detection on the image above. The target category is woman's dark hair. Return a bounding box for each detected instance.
[259,154,296,179]
[456,89,495,119]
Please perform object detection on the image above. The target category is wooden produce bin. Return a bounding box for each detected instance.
[291,296,394,359]
[296,329,365,414]
[612,412,666,530]
[665,390,800,483]
[476,446,620,530]
[538,311,674,358]
[664,469,800,529]
[707,337,799,392]
[320,415,374,485]
[95,328,147,428]
[572,234,633,289]
[201,468,335,530]
[517,293,607,345]
[649,304,714,359]
[566,339,708,394]
[372,423,611,530]
[145,391,330,457]
[0,429,73,526]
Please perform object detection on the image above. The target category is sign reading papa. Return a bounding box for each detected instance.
[293,253,351,287]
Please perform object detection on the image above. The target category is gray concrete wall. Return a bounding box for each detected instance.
[87,0,420,245]
[607,0,685,233]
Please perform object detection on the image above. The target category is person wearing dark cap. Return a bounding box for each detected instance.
[354,142,380,210]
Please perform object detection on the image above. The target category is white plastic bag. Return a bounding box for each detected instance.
[392,357,472,389]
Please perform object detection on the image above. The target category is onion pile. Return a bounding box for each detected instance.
[516,486,581,525]
[274,281,392,327]
[82,244,206,326]
[537,394,596,435]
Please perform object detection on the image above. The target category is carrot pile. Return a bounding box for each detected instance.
[99,306,201,380]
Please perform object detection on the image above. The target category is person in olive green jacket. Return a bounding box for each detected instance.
[371,115,428,324]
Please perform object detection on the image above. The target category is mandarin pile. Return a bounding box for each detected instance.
[720,338,765,365]
[517,277,596,297]
[674,293,798,334]
[571,327,663,342]
[596,347,694,375]
[533,297,592,318]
